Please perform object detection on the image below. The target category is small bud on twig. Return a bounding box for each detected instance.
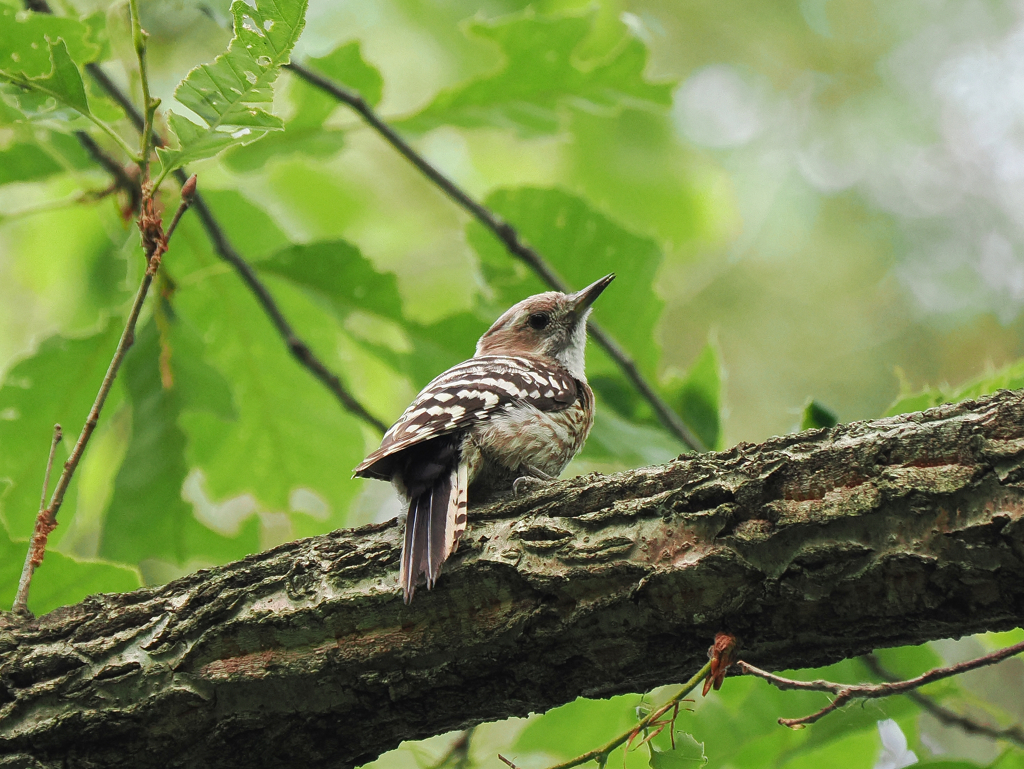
[181,174,197,205]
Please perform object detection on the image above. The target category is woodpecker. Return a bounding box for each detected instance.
[354,273,614,603]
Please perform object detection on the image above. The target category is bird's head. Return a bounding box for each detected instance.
[475,274,615,379]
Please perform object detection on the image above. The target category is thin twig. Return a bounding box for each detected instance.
[285,61,707,453]
[515,660,714,769]
[9,187,196,616]
[863,654,1024,748]
[180,179,388,432]
[738,638,1024,728]
[75,132,142,215]
[12,425,62,616]
[127,0,157,183]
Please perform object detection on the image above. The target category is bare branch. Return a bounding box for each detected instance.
[8,184,196,615]
[285,61,707,453]
[863,654,1024,748]
[11,425,63,616]
[738,638,1024,728]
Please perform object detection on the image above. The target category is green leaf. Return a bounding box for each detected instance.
[663,343,722,451]
[583,408,685,466]
[649,733,708,767]
[156,0,309,176]
[515,694,641,759]
[0,521,141,615]
[884,358,1024,417]
[258,241,404,321]
[1,38,91,119]
[0,7,100,78]
[256,240,484,387]
[171,248,368,539]
[221,125,346,173]
[100,317,258,566]
[0,141,64,184]
[799,399,838,431]
[303,41,384,112]
[399,12,673,137]
[0,323,123,541]
[196,188,291,260]
[469,187,664,377]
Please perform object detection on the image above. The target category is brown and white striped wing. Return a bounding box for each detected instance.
[353,355,578,479]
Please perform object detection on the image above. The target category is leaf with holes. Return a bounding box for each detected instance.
[0,38,91,126]
[0,6,100,78]
[156,0,308,178]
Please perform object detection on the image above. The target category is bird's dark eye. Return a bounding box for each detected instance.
[528,312,550,330]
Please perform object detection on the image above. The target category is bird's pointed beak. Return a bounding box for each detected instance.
[570,273,615,313]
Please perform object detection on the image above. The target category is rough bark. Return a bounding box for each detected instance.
[3,389,1024,769]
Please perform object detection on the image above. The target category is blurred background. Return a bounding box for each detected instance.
[2,0,1024,766]
[6,0,1024,446]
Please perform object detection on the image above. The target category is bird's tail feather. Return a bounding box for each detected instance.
[401,462,468,603]
[451,460,469,553]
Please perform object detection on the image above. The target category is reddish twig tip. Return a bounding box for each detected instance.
[704,632,740,696]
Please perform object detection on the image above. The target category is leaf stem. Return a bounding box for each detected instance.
[151,164,173,193]
[128,0,158,184]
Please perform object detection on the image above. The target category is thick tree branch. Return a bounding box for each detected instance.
[285,61,706,452]
[3,389,1024,767]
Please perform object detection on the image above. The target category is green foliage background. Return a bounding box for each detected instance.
[1,0,1023,766]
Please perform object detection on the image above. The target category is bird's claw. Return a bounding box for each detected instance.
[513,475,548,497]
